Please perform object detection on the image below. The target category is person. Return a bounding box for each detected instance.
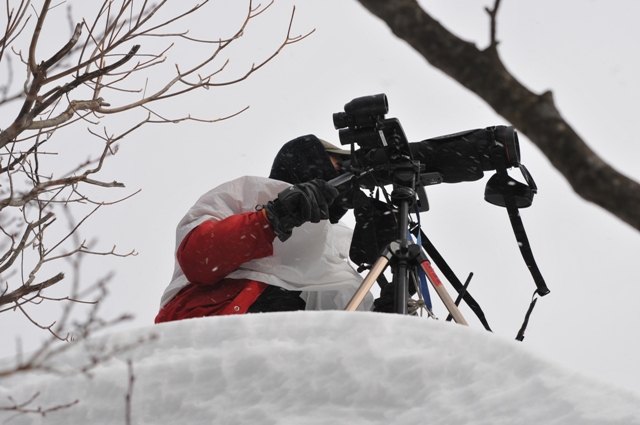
[155,135,373,323]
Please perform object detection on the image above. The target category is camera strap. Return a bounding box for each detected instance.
[491,149,550,297]
[490,146,550,341]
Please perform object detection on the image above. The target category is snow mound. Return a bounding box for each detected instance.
[2,311,640,424]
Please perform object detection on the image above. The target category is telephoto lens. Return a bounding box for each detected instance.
[408,125,521,183]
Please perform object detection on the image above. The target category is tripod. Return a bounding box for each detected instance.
[341,182,468,325]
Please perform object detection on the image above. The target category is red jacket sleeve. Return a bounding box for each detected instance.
[177,211,276,285]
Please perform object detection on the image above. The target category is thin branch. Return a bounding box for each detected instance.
[26,98,107,129]
[40,23,83,71]
[143,104,250,124]
[27,0,52,74]
[0,212,54,273]
[0,272,64,307]
[98,6,314,113]
[125,359,135,425]
[0,0,32,63]
[485,0,502,50]
[0,392,79,417]
[43,203,102,257]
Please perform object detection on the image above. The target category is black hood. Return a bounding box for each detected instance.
[269,135,347,223]
[269,135,339,184]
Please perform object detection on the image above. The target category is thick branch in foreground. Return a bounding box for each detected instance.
[355,0,640,231]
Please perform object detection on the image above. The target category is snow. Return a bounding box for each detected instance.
[2,311,640,424]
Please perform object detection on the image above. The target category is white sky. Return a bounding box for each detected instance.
[2,0,640,396]
[2,312,640,424]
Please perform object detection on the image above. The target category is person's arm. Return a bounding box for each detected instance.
[178,179,339,285]
[177,210,276,285]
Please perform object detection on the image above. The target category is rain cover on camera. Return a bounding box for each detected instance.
[410,128,496,183]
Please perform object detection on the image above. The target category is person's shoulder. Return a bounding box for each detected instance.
[195,176,291,212]
[197,176,280,195]
[217,176,291,194]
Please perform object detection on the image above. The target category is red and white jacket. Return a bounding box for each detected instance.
[155,176,371,323]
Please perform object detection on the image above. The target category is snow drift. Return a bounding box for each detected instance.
[1,311,639,424]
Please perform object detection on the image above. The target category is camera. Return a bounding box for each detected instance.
[333,94,550,314]
[333,93,521,185]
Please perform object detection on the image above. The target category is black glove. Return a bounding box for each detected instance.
[264,179,339,241]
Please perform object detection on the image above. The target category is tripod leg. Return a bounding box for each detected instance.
[345,256,390,312]
[421,260,468,326]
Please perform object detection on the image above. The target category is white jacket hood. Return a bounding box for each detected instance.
[160,176,373,311]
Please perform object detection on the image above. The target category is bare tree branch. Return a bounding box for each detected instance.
[0,392,79,419]
[0,1,32,63]
[2,9,308,419]
[0,0,312,350]
[354,0,640,231]
[26,97,107,129]
[0,272,63,307]
[0,44,140,149]
[0,212,54,273]
[125,359,135,425]
[27,0,49,74]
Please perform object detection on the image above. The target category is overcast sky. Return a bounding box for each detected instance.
[2,0,640,395]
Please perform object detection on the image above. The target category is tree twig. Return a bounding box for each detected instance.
[485,0,502,50]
